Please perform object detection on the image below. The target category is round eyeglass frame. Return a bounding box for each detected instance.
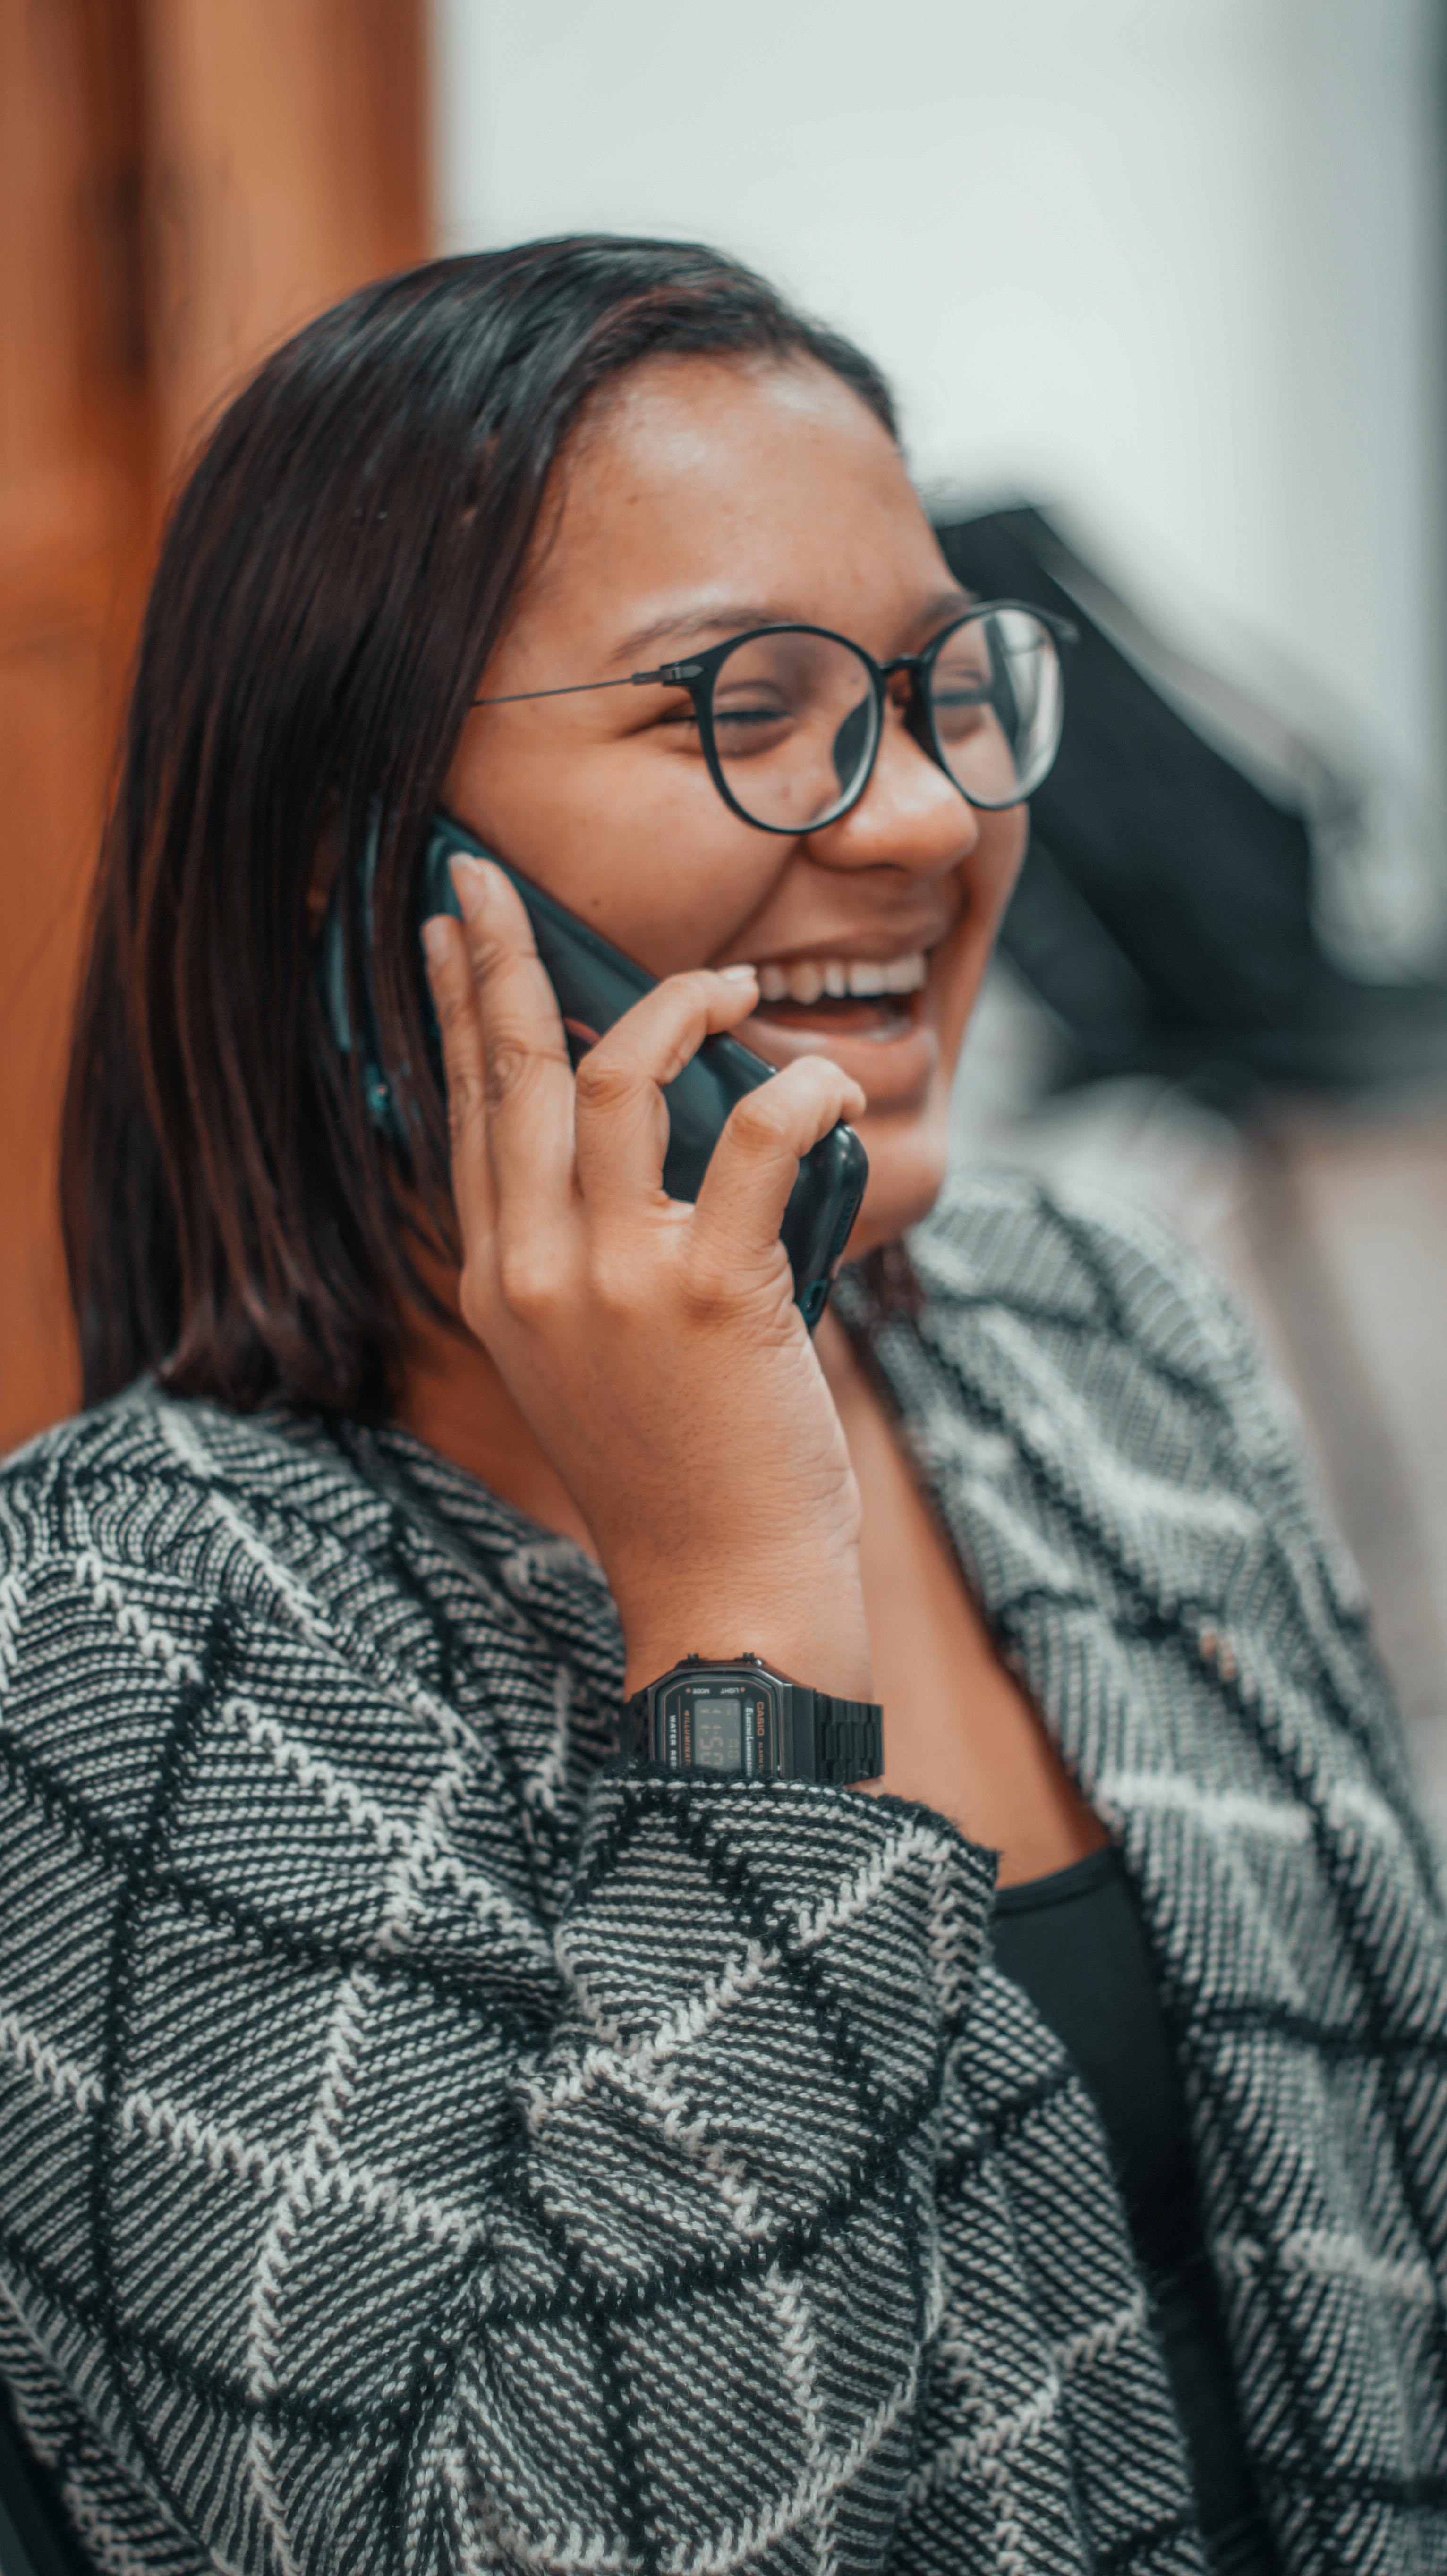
[472,599,1078,837]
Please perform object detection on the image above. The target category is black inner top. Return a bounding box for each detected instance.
[993,1845,1278,2576]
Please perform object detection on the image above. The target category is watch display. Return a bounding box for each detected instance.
[657,1671,782,1777]
[689,1696,744,1769]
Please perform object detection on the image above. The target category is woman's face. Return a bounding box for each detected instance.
[444,351,1028,1255]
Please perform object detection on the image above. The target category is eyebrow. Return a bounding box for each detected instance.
[612,585,974,669]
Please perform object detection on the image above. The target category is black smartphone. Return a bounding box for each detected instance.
[418,811,868,1330]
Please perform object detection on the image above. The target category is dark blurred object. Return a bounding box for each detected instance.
[936,508,1447,1101]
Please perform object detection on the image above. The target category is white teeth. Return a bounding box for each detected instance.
[753,952,928,1004]
[852,954,928,996]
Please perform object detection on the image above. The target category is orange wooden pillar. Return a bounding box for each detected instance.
[144,0,429,481]
[0,0,153,1455]
[0,0,429,1453]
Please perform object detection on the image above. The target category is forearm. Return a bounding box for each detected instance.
[450,1772,995,2575]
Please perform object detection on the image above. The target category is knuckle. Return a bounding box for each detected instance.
[482,1040,536,1111]
[648,966,708,1012]
[466,925,514,986]
[777,1052,834,1097]
[572,1050,642,1116]
[444,1066,486,1150]
[730,1088,789,1151]
[775,1059,844,1124]
[681,1243,749,1324]
[496,1238,562,1321]
[432,977,474,1047]
[681,1274,730,1331]
[586,1242,643,1319]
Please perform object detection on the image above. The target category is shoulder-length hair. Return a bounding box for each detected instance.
[62,237,896,1418]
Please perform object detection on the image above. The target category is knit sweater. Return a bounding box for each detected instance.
[1,1170,1445,2576]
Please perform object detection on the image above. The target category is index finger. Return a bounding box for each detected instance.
[432,856,574,1231]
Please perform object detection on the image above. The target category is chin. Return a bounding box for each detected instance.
[844,1108,952,1263]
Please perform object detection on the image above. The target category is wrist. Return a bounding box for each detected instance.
[611,1534,872,1702]
[622,1608,872,1706]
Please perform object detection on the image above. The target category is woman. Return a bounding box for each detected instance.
[1,237,1443,2576]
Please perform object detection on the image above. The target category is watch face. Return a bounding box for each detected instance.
[658,1671,783,1775]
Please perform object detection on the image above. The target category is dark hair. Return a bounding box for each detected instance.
[62,236,897,1417]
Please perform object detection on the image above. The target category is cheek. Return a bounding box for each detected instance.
[849,1094,953,1254]
[446,731,783,977]
[971,807,1029,928]
[936,812,1027,1041]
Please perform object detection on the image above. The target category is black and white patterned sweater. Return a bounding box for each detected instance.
[2,1170,1446,2576]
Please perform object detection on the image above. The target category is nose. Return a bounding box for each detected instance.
[802,695,981,879]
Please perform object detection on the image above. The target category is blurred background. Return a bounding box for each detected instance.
[3,0,1445,1803]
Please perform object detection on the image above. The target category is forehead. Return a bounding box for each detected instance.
[519,352,951,656]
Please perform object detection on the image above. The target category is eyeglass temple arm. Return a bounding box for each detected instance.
[471,662,703,709]
[470,608,1076,709]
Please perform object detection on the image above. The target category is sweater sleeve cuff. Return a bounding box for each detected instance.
[529,1773,996,2245]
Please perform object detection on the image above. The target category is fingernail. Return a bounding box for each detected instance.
[719,963,758,986]
[421,915,451,965]
[450,853,488,920]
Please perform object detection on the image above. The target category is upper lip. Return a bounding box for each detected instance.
[728,916,961,971]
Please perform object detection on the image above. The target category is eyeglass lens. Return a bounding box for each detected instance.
[927,608,1064,811]
[707,630,880,832]
[706,610,1063,830]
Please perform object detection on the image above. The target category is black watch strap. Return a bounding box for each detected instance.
[618,1698,657,1768]
[796,1687,885,1787]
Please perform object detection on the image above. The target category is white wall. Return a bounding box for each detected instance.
[432,0,1444,821]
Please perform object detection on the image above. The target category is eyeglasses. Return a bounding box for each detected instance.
[472,601,1076,836]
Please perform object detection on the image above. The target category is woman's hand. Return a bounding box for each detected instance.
[423,856,873,1701]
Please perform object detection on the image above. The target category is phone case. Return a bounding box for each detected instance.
[418,813,868,1330]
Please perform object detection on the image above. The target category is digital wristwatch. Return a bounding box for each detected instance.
[621,1652,884,1787]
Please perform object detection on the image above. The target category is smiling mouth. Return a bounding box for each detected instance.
[747,949,929,1042]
